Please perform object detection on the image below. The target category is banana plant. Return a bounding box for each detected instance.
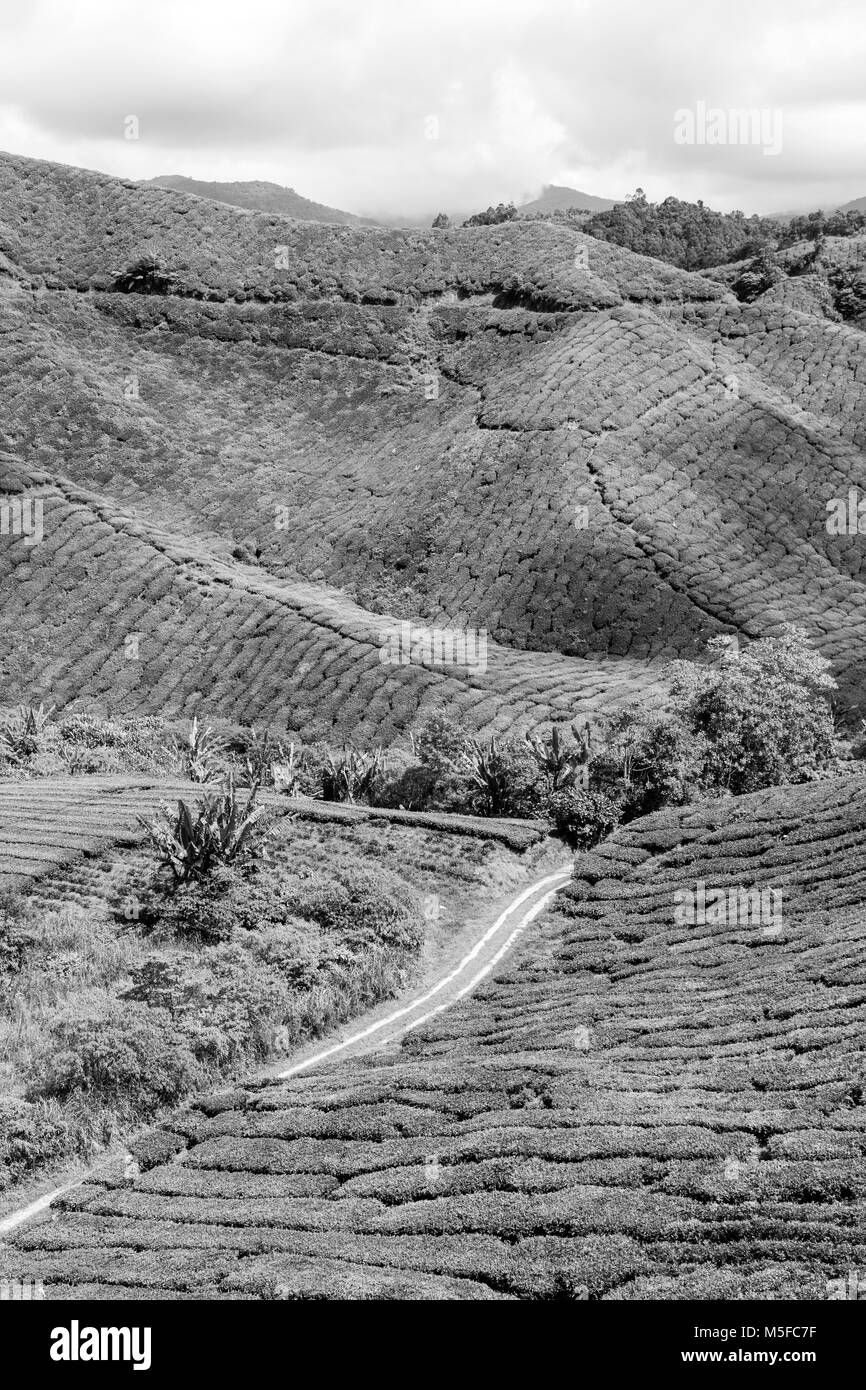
[182,714,226,783]
[524,721,591,791]
[447,736,513,817]
[271,741,306,796]
[139,774,267,884]
[318,745,384,803]
[0,703,55,763]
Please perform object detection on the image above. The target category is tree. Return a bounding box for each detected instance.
[591,705,695,818]
[669,626,836,795]
[431,212,451,229]
[462,202,518,227]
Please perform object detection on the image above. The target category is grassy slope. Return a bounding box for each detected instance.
[4,773,864,1299]
[0,777,555,1205]
[2,153,866,724]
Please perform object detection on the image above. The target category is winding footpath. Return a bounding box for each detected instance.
[0,862,573,1240]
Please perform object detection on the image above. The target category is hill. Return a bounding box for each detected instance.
[838,196,866,214]
[2,152,866,730]
[146,175,378,226]
[3,772,864,1298]
[519,185,617,216]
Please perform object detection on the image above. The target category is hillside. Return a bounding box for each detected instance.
[3,772,864,1299]
[146,175,379,227]
[519,185,617,215]
[2,151,866,732]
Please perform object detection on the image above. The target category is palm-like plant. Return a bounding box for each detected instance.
[271,741,307,796]
[524,722,591,791]
[0,703,55,764]
[182,715,226,783]
[242,726,286,787]
[139,774,267,886]
[318,746,384,804]
[448,736,513,817]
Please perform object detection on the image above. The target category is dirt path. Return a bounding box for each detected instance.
[0,857,573,1239]
[268,860,574,1079]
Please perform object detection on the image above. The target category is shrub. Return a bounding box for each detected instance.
[525,723,591,793]
[294,865,423,956]
[828,264,866,324]
[152,863,297,942]
[139,776,268,886]
[669,626,837,795]
[250,922,323,989]
[0,891,39,974]
[29,1006,201,1115]
[405,713,472,810]
[111,255,177,295]
[123,948,291,1065]
[57,712,175,775]
[730,248,784,302]
[0,1098,71,1189]
[374,761,441,811]
[549,788,622,850]
[229,725,288,788]
[181,714,226,783]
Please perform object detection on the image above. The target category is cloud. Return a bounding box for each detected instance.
[0,0,864,217]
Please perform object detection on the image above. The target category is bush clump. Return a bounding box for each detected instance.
[0,1099,71,1190]
[294,865,423,957]
[140,776,269,886]
[29,1005,202,1116]
[111,256,177,295]
[549,788,623,850]
[152,863,299,943]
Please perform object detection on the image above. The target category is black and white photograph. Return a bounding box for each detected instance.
[0,0,864,1355]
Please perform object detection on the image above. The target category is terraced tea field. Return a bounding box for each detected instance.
[3,152,866,727]
[0,773,548,899]
[0,455,661,741]
[4,774,863,1299]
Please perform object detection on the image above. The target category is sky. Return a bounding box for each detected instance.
[0,0,864,220]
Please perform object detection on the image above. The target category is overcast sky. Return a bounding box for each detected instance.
[0,0,864,219]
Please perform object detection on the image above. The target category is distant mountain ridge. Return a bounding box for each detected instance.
[519,184,618,215]
[146,175,379,226]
